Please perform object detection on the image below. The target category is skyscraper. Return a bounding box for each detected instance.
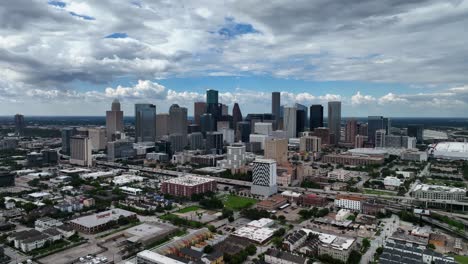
[69,135,92,167]
[221,104,228,116]
[106,99,124,141]
[296,109,306,137]
[206,132,223,154]
[200,113,215,136]
[236,121,251,143]
[265,138,288,166]
[294,103,308,129]
[155,113,169,139]
[367,116,390,145]
[14,114,25,136]
[168,104,188,136]
[88,127,107,151]
[194,102,206,126]
[327,101,341,144]
[345,119,358,144]
[375,129,386,148]
[206,89,220,123]
[272,92,280,129]
[232,103,243,134]
[283,107,297,139]
[61,127,77,155]
[135,104,156,143]
[309,104,323,130]
[407,124,424,144]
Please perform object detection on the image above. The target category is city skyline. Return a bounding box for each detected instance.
[1,1,468,117]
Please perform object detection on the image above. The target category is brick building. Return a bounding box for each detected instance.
[161,175,217,197]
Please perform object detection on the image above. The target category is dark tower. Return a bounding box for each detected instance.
[309,105,323,130]
[272,92,280,130]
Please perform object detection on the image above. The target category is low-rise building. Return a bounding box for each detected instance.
[383,176,402,190]
[334,195,366,212]
[301,229,356,263]
[8,228,63,252]
[327,169,362,182]
[322,153,384,165]
[264,248,307,264]
[380,239,456,264]
[161,175,217,197]
[256,195,288,211]
[411,184,466,201]
[69,208,137,234]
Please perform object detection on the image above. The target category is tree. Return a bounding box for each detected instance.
[427,243,436,250]
[347,250,362,264]
[204,245,214,254]
[245,244,257,255]
[228,216,234,222]
[361,238,371,252]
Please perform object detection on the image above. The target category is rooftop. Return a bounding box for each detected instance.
[70,209,136,228]
[163,175,215,186]
[413,183,466,193]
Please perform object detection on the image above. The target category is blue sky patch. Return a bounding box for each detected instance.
[105,33,128,39]
[48,1,66,8]
[69,11,95,20]
[218,17,259,38]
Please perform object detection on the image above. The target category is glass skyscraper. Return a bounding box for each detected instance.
[135,104,156,142]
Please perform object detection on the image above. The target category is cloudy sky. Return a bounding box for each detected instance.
[1,0,468,117]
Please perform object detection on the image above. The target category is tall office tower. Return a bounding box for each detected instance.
[200,113,215,136]
[345,119,358,144]
[358,123,368,136]
[206,89,220,122]
[107,139,134,161]
[61,127,77,155]
[375,129,386,148]
[312,127,330,145]
[88,127,106,151]
[327,101,342,144]
[236,121,251,142]
[155,113,169,139]
[309,104,323,131]
[169,133,186,153]
[264,138,288,166]
[407,124,424,144]
[188,124,200,134]
[367,116,390,145]
[296,109,306,137]
[106,99,124,141]
[217,121,230,131]
[251,159,278,197]
[220,127,235,144]
[135,104,156,143]
[168,104,188,137]
[221,104,228,116]
[218,143,246,170]
[299,136,322,153]
[69,135,92,167]
[255,122,273,135]
[355,135,368,148]
[206,132,223,154]
[272,92,281,129]
[194,102,206,125]
[294,103,308,129]
[232,103,243,132]
[188,132,204,150]
[14,114,25,136]
[283,107,297,139]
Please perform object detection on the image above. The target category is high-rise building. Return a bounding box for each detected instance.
[264,138,288,166]
[358,123,368,136]
[254,122,273,135]
[296,109,306,137]
[188,132,204,150]
[312,127,330,145]
[69,135,92,167]
[88,127,106,151]
[206,132,223,154]
[236,121,251,143]
[194,102,206,126]
[135,104,156,143]
[168,104,188,137]
[206,89,220,122]
[232,103,243,133]
[375,129,386,148]
[407,124,424,144]
[14,114,25,136]
[272,92,281,129]
[107,139,134,161]
[345,119,358,144]
[106,99,124,141]
[309,104,323,130]
[218,143,246,170]
[294,103,308,129]
[220,127,235,144]
[367,116,390,145]
[61,127,77,155]
[251,159,278,197]
[355,135,368,148]
[299,136,321,152]
[221,104,228,116]
[155,113,169,139]
[200,113,215,136]
[327,101,341,144]
[283,107,297,139]
[169,133,187,153]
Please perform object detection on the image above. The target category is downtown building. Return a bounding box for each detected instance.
[299,136,321,153]
[327,101,341,144]
[251,159,278,197]
[161,175,217,197]
[69,135,92,167]
[135,104,156,143]
[106,99,124,141]
[217,143,246,170]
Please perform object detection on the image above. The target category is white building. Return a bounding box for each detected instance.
[69,136,92,167]
[283,107,297,139]
[383,176,402,190]
[327,169,361,182]
[401,150,428,161]
[120,186,143,195]
[217,143,246,170]
[255,122,273,135]
[412,184,466,201]
[251,159,278,197]
[334,195,365,212]
[220,127,235,144]
[35,217,63,231]
[136,250,185,264]
[88,127,107,151]
[112,174,145,185]
[250,134,271,150]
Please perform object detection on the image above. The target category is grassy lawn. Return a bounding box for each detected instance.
[454,255,468,264]
[363,189,396,196]
[177,206,201,213]
[222,195,257,210]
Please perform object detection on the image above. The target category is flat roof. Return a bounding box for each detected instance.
[137,250,185,264]
[302,228,355,250]
[163,175,215,186]
[70,208,135,228]
[413,183,466,193]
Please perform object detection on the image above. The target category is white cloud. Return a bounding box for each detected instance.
[104,80,166,99]
[351,91,376,105]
